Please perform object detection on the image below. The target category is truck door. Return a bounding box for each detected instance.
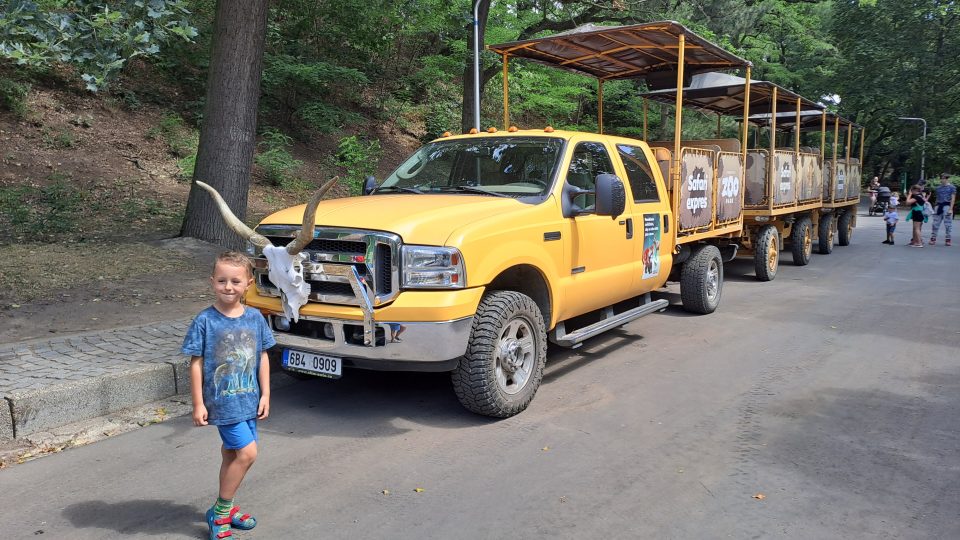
[563,141,637,313]
[614,143,673,292]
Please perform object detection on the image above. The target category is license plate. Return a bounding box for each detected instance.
[282,349,342,379]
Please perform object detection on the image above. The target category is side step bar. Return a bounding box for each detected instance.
[550,297,669,348]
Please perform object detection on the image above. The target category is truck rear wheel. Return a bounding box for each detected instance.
[838,210,854,246]
[680,245,723,314]
[790,217,813,266]
[818,213,835,254]
[452,291,547,418]
[754,225,779,281]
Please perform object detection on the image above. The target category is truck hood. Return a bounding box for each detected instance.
[259,194,530,245]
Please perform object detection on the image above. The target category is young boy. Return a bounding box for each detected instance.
[882,203,899,245]
[181,251,275,539]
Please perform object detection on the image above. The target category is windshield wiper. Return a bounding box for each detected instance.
[374,185,422,194]
[438,185,510,198]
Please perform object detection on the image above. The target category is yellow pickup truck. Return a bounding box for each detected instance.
[237,127,735,417]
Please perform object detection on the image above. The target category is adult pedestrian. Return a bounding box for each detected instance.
[904,184,928,247]
[930,173,956,246]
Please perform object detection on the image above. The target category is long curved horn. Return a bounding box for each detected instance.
[194,181,271,249]
[285,176,339,254]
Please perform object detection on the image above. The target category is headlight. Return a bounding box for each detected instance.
[401,246,466,289]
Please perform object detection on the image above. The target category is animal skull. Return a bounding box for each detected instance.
[194,178,338,322]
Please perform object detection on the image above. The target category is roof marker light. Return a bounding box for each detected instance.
[487,127,497,133]
[508,126,518,132]
[544,126,555,133]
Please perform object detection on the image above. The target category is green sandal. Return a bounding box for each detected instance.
[230,506,256,530]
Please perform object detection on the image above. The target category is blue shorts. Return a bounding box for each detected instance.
[217,419,258,450]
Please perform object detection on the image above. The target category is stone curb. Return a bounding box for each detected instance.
[6,362,179,439]
[1,399,13,441]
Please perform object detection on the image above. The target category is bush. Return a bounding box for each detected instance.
[334,135,381,195]
[0,77,29,117]
[255,129,303,188]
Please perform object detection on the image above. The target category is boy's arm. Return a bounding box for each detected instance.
[257,351,271,419]
[190,356,208,426]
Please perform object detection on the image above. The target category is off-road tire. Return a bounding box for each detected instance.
[452,291,547,418]
[754,225,779,281]
[818,213,835,254]
[790,217,813,266]
[837,209,854,246]
[680,245,723,314]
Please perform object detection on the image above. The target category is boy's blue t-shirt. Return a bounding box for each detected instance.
[935,184,956,206]
[181,306,276,425]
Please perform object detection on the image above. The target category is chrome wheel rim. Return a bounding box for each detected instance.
[706,259,720,300]
[495,318,535,395]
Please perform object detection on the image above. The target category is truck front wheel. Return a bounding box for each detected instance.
[680,245,723,314]
[452,291,547,418]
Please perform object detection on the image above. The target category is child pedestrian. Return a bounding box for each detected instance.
[181,251,275,540]
[882,203,899,245]
[904,184,928,247]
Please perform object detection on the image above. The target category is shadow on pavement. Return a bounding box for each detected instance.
[62,499,206,538]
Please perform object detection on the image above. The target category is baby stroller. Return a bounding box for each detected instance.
[869,186,891,216]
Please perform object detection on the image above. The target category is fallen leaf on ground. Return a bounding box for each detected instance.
[753,493,766,500]
[541,446,550,451]
[381,489,390,495]
[413,488,425,493]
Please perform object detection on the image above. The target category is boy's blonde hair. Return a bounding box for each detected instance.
[214,251,253,278]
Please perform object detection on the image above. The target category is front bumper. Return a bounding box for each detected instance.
[272,315,473,372]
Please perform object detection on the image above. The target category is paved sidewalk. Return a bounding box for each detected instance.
[0,319,193,441]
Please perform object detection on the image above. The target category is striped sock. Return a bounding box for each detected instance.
[214,496,233,518]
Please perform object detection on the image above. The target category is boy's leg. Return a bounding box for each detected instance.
[219,441,258,499]
[945,214,953,244]
[931,214,942,242]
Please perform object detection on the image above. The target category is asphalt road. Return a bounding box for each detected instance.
[2,212,958,540]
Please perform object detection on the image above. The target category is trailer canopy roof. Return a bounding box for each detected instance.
[640,72,824,117]
[748,109,861,131]
[487,21,750,86]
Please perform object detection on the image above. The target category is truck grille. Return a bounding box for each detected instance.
[254,226,400,307]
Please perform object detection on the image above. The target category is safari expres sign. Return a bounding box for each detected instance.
[679,149,713,230]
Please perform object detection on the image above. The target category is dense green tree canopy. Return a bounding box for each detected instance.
[1,0,957,179]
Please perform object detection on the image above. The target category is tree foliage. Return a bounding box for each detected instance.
[0,0,197,91]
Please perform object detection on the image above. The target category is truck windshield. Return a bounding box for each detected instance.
[377,137,564,199]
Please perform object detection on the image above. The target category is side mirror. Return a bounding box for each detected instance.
[595,174,626,219]
[362,175,377,195]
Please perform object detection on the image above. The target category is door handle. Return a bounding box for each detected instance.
[662,214,669,234]
[625,217,634,239]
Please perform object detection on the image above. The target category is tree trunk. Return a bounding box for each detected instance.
[461,0,490,134]
[180,0,269,249]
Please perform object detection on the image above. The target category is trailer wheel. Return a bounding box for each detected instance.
[818,213,835,254]
[452,291,547,418]
[790,217,813,266]
[838,210,854,246]
[754,225,779,281]
[680,245,723,314]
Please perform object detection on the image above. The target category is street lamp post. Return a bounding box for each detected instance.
[897,116,927,184]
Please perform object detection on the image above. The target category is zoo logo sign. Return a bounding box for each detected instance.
[720,174,740,199]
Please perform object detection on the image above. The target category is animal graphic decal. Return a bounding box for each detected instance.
[212,329,258,399]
